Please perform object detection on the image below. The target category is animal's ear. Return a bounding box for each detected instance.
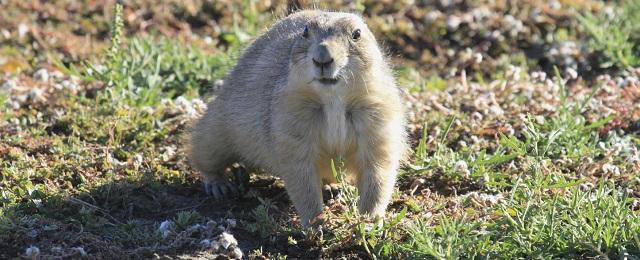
[287,0,308,15]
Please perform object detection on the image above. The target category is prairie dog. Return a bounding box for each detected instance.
[189,10,407,227]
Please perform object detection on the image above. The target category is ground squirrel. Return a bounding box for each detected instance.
[189,10,407,227]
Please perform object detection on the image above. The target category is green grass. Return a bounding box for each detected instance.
[0,4,237,256]
[579,0,640,69]
[401,182,639,259]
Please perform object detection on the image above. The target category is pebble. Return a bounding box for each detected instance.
[446,15,462,30]
[219,232,238,249]
[213,79,225,90]
[33,68,49,82]
[158,220,172,238]
[50,70,64,79]
[161,145,177,162]
[505,65,522,81]
[226,219,237,228]
[602,163,620,176]
[454,160,470,177]
[61,80,79,92]
[18,23,29,38]
[204,36,213,44]
[132,153,144,168]
[230,247,243,259]
[566,67,578,79]
[0,78,17,91]
[51,246,64,254]
[24,246,39,259]
[210,240,221,251]
[206,220,218,228]
[424,10,442,23]
[474,192,503,205]
[72,247,87,257]
[192,98,206,111]
[200,239,212,248]
[29,88,46,102]
[14,94,28,103]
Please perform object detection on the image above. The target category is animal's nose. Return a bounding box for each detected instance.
[313,58,333,68]
[313,45,334,68]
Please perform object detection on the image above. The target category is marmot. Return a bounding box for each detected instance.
[189,10,407,227]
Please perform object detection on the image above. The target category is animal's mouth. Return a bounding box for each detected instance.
[316,77,339,85]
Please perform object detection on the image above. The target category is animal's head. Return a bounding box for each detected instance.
[290,12,383,88]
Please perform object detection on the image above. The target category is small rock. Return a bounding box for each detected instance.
[24,246,39,259]
[72,247,87,256]
[51,246,64,254]
[213,79,225,90]
[188,224,204,232]
[175,96,189,107]
[1,29,10,39]
[192,98,206,112]
[602,163,620,176]
[488,105,504,116]
[425,10,442,22]
[50,70,64,79]
[210,240,221,251]
[161,145,177,162]
[230,247,243,259]
[18,23,29,38]
[132,153,144,168]
[446,15,462,30]
[6,100,20,110]
[505,65,521,81]
[454,160,470,177]
[109,155,127,168]
[29,88,46,102]
[226,219,237,228]
[566,67,578,79]
[531,71,547,82]
[160,98,172,106]
[14,94,28,103]
[219,232,238,249]
[473,53,483,64]
[33,68,50,82]
[206,220,218,229]
[159,220,172,238]
[61,80,79,92]
[0,78,17,91]
[200,239,212,248]
[474,192,503,205]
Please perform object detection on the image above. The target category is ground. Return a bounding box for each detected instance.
[1,0,639,259]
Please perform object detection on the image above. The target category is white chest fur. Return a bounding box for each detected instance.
[315,84,352,155]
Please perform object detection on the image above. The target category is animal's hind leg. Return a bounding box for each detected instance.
[189,117,240,200]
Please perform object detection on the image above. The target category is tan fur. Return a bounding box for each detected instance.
[189,10,408,227]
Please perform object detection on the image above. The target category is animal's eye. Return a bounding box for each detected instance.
[351,29,361,40]
[303,25,309,38]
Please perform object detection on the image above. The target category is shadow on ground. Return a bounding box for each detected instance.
[0,171,329,258]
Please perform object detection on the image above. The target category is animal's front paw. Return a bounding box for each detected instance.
[203,179,240,200]
[322,183,341,201]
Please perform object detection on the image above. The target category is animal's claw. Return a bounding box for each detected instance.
[204,180,240,200]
